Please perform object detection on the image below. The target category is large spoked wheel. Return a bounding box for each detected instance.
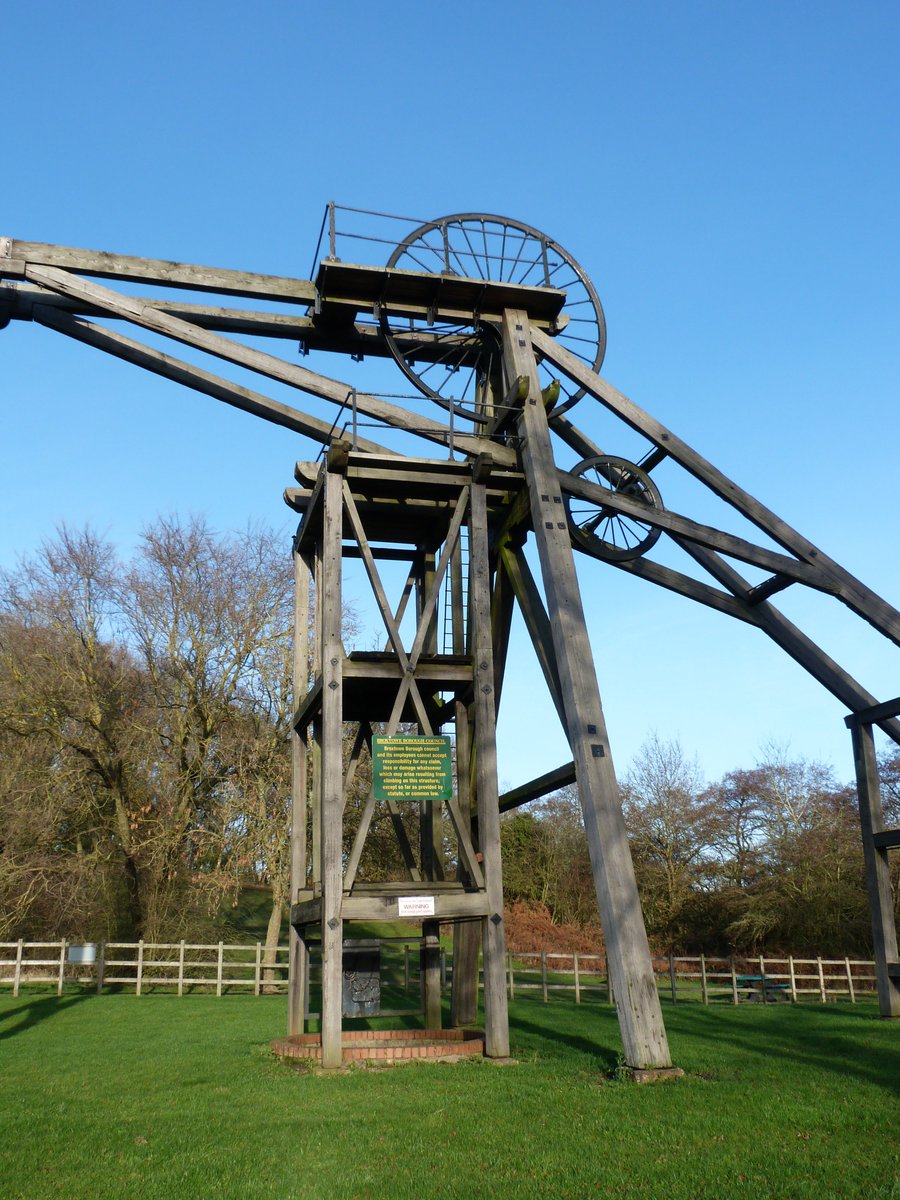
[380,214,606,421]
[564,456,663,562]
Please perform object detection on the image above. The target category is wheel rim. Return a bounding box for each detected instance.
[564,456,663,562]
[380,214,606,423]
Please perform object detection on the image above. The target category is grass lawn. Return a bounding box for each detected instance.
[0,991,897,1200]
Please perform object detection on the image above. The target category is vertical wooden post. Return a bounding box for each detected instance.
[320,464,345,1069]
[57,940,66,996]
[759,954,767,1004]
[95,942,105,995]
[845,957,856,1003]
[730,957,739,1005]
[422,929,442,1028]
[669,955,677,1004]
[469,480,509,1058]
[449,536,480,1028]
[13,939,22,998]
[788,955,797,1003]
[177,941,185,997]
[848,718,900,1017]
[216,942,224,998]
[440,949,448,993]
[288,545,311,1037]
[254,943,262,997]
[574,954,581,1004]
[700,954,708,1006]
[136,940,144,997]
[541,951,549,1003]
[817,957,826,1004]
[503,311,672,1070]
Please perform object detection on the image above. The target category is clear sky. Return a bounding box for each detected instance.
[1,0,897,790]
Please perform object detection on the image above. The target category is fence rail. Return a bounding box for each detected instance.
[0,940,879,1005]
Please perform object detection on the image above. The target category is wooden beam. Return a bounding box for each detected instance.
[498,544,567,729]
[561,471,835,592]
[25,263,519,467]
[32,305,393,453]
[846,696,900,727]
[679,542,900,746]
[469,481,510,1058]
[534,327,900,648]
[319,467,345,1068]
[288,549,311,1037]
[603,552,765,625]
[499,762,578,813]
[848,721,900,1017]
[504,309,673,1071]
[3,238,318,302]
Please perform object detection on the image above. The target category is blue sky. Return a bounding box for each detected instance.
[1,0,897,788]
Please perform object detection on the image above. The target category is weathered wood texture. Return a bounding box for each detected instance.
[532,327,900,648]
[288,549,311,1037]
[469,482,510,1057]
[319,468,345,1068]
[847,719,900,1017]
[503,310,672,1070]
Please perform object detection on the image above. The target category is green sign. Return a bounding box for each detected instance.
[372,736,453,802]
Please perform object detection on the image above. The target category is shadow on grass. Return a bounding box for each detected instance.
[502,994,899,1093]
[506,1000,621,1071]
[0,990,95,1041]
[667,1002,900,1095]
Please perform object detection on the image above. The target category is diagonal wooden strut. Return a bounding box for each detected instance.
[502,309,672,1070]
[533,326,900,648]
[24,263,518,466]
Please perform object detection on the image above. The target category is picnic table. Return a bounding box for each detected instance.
[735,974,791,1002]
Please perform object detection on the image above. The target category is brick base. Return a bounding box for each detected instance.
[271,1027,486,1065]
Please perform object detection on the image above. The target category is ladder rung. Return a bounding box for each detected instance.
[873,828,900,850]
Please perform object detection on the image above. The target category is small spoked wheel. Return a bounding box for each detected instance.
[380,213,605,421]
[564,455,663,562]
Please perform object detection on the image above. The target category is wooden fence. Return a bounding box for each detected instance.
[0,940,879,1005]
[503,951,878,1005]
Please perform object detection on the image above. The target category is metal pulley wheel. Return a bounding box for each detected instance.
[380,213,606,422]
[564,455,663,561]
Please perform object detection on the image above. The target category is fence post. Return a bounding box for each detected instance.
[573,954,580,1004]
[788,954,797,1002]
[13,939,22,998]
[254,943,262,997]
[730,957,739,1005]
[700,954,708,1005]
[216,942,224,998]
[177,941,186,997]
[95,942,106,995]
[845,957,855,1003]
[440,950,447,994]
[669,955,677,1004]
[541,951,548,1003]
[57,940,66,996]
[759,954,767,1003]
[136,940,144,997]
[817,957,826,1003]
